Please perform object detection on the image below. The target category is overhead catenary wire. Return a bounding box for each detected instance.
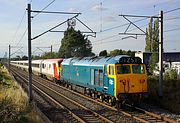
[12,0,56,57]
[11,10,26,45]
[33,0,56,18]
[99,7,180,33]
[164,7,180,14]
[94,7,180,46]
[164,27,180,32]
[15,28,28,47]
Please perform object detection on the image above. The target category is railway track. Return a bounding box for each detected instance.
[10,66,179,123]
[121,104,178,123]
[10,66,114,123]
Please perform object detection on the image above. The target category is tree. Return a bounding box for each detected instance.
[110,49,123,56]
[126,50,135,57]
[59,27,93,58]
[99,50,107,56]
[152,19,159,52]
[145,18,159,74]
[22,56,28,60]
[148,53,158,74]
[41,52,58,59]
[109,49,135,57]
[145,18,159,52]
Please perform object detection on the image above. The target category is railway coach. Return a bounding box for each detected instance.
[11,59,63,82]
[60,55,148,106]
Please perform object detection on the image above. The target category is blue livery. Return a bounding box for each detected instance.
[60,55,127,96]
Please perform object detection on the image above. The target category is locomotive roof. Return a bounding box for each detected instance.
[62,55,128,66]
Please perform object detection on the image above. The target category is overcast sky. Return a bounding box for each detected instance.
[0,0,180,58]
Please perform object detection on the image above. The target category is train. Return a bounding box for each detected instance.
[11,59,63,82]
[11,55,148,107]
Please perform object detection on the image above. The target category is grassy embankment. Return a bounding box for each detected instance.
[0,63,44,123]
[147,76,180,113]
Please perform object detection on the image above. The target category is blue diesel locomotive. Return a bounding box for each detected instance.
[60,55,148,106]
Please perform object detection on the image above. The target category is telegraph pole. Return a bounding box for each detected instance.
[27,4,33,102]
[8,45,10,72]
[159,11,163,97]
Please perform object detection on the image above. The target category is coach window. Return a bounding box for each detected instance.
[109,66,114,75]
[42,64,44,68]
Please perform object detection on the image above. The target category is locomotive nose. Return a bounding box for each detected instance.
[117,74,147,93]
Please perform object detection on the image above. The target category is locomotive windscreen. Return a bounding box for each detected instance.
[119,57,142,64]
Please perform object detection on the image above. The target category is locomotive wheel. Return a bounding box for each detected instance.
[109,98,113,106]
[100,94,104,102]
[116,100,122,110]
[93,92,97,99]
[109,97,116,106]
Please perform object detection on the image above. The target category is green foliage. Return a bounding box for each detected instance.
[0,97,18,122]
[109,49,135,57]
[164,69,177,80]
[145,18,159,52]
[148,53,158,74]
[22,56,28,60]
[164,71,170,80]
[169,69,177,80]
[41,52,58,59]
[147,76,180,113]
[99,50,108,56]
[0,62,3,68]
[32,52,59,60]
[11,55,28,61]
[0,68,43,123]
[59,27,93,58]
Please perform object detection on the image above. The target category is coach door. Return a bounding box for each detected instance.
[53,63,58,79]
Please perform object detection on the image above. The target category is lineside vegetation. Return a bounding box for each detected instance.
[147,70,180,113]
[0,63,44,123]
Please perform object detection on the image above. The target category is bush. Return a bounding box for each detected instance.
[0,97,18,122]
[147,74,180,113]
[164,69,177,80]
[169,69,177,80]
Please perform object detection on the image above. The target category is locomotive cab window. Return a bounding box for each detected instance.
[132,65,145,74]
[117,65,131,74]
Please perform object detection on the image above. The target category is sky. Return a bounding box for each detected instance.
[0,0,180,58]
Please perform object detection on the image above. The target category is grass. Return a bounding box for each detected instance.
[147,75,180,113]
[0,64,44,123]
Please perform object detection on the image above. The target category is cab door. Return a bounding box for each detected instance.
[53,63,58,80]
[107,64,115,96]
[103,65,109,91]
